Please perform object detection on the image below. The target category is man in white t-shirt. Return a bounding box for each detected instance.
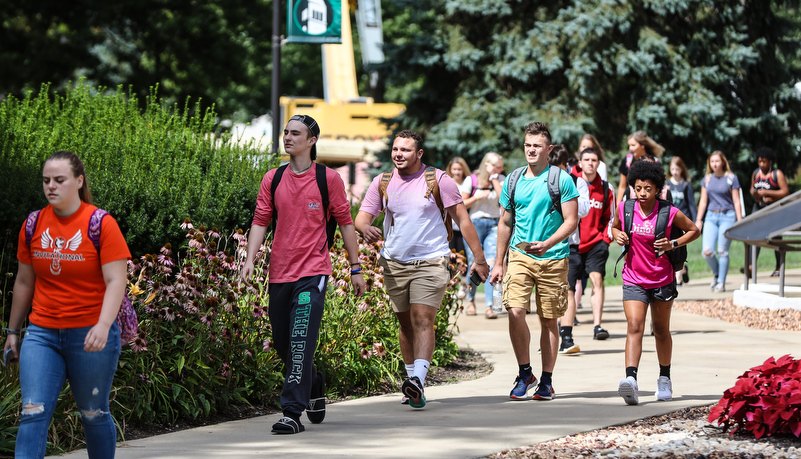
[355,130,490,409]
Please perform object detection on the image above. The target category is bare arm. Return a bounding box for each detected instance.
[695,186,708,231]
[490,208,514,284]
[447,203,489,281]
[3,263,35,362]
[340,223,366,296]
[240,224,268,285]
[84,258,127,352]
[732,187,743,221]
[527,198,578,256]
[354,210,382,244]
[616,173,628,203]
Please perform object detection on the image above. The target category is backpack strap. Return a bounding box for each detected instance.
[423,166,453,242]
[601,180,610,213]
[377,169,394,226]
[315,163,338,251]
[24,210,42,249]
[653,199,671,241]
[469,174,478,196]
[88,208,109,251]
[613,199,637,278]
[770,169,779,188]
[547,165,562,217]
[506,166,528,216]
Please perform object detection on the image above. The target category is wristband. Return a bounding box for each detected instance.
[3,328,20,336]
[475,260,488,266]
[351,268,362,275]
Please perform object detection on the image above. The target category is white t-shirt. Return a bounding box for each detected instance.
[360,165,463,263]
[459,175,505,219]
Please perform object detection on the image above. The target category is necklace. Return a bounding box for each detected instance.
[290,162,313,174]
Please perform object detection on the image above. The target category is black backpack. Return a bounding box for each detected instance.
[613,198,686,277]
[270,163,338,252]
[506,165,563,217]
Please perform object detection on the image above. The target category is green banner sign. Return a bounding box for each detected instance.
[286,0,342,44]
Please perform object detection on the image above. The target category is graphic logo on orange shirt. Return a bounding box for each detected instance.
[34,228,84,275]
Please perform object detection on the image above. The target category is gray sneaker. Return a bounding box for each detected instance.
[618,376,639,405]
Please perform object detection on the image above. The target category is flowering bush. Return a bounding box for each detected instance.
[709,354,801,439]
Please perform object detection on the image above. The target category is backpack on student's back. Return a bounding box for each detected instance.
[270,162,338,252]
[24,208,139,345]
[613,198,686,277]
[506,165,564,217]
[377,166,454,241]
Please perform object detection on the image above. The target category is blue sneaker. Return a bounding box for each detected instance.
[532,382,555,400]
[401,376,426,408]
[509,374,537,400]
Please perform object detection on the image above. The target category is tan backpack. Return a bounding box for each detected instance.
[377,166,454,241]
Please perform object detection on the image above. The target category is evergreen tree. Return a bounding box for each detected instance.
[381,0,801,180]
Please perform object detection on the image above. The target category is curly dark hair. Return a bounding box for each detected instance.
[756,146,775,162]
[627,159,665,191]
[395,129,423,151]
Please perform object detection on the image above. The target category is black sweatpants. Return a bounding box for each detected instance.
[268,275,328,418]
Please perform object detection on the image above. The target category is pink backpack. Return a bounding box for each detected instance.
[25,208,138,345]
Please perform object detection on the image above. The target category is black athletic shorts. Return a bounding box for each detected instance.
[568,241,609,290]
[622,280,678,304]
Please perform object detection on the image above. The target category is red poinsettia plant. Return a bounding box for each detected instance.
[709,354,801,439]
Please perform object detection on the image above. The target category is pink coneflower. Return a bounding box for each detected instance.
[138,374,152,383]
[372,342,386,358]
[358,302,369,312]
[263,338,272,352]
[233,229,245,241]
[157,254,174,266]
[360,349,372,359]
[131,337,148,352]
[221,363,231,377]
[164,307,175,321]
[180,218,194,230]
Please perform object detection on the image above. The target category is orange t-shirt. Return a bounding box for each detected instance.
[17,203,131,329]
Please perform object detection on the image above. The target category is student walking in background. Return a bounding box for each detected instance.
[575,134,609,181]
[611,160,699,406]
[549,145,589,354]
[241,115,366,434]
[617,131,665,203]
[4,151,131,458]
[460,152,505,319]
[748,147,790,277]
[668,156,697,285]
[490,122,579,401]
[695,151,743,292]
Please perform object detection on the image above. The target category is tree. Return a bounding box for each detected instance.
[380,0,801,181]
[0,0,328,119]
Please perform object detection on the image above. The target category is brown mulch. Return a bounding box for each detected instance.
[673,297,801,331]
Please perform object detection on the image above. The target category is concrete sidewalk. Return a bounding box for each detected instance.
[55,271,801,458]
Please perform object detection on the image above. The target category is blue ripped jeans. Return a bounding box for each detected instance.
[16,323,120,459]
[464,217,499,308]
[702,209,736,285]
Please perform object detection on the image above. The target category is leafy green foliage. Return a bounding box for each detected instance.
[381,0,801,179]
[0,81,272,255]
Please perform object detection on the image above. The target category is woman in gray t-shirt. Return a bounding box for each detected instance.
[695,151,743,292]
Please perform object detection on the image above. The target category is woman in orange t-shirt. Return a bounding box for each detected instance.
[3,151,131,459]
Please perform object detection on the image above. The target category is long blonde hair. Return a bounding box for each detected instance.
[705,150,732,175]
[477,152,503,185]
[628,131,665,159]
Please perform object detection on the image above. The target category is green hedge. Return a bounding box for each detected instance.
[0,81,273,255]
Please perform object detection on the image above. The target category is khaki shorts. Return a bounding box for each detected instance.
[379,256,451,313]
[503,250,568,319]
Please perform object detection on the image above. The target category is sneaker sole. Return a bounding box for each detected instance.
[402,381,426,408]
[655,394,673,401]
[559,345,580,354]
[593,331,610,340]
[532,391,555,400]
[618,381,639,405]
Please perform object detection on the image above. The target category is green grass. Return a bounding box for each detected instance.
[604,237,801,287]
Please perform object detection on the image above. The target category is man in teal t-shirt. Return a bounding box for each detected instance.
[490,122,578,401]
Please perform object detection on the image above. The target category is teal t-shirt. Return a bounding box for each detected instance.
[499,167,579,260]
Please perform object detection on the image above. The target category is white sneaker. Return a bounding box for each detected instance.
[655,376,673,401]
[709,279,717,290]
[713,283,725,292]
[618,376,639,405]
